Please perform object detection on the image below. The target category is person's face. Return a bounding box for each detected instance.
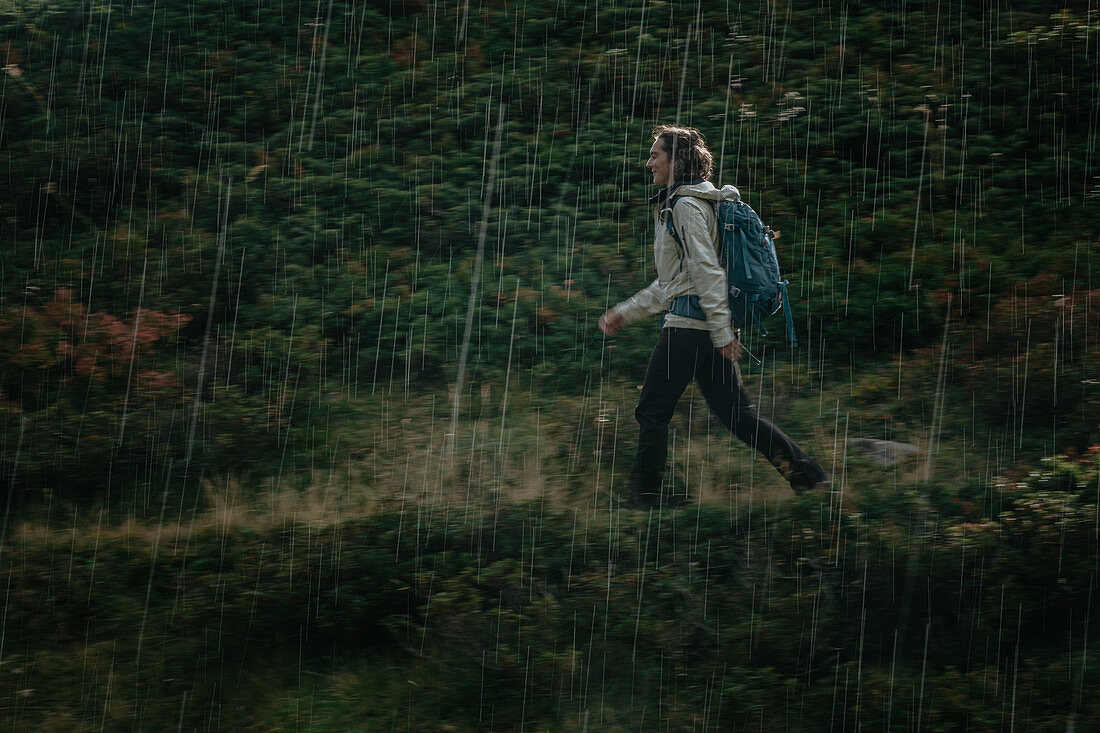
[646,139,672,186]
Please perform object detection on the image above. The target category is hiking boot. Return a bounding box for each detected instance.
[624,471,688,509]
[624,466,660,508]
[787,458,831,493]
[625,480,661,508]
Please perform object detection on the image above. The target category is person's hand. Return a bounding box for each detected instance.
[598,309,623,336]
[718,339,742,362]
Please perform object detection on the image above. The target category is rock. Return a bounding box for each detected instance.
[847,438,920,466]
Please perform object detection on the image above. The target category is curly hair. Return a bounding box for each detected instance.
[652,124,714,182]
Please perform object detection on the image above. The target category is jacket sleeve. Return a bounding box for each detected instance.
[613,279,665,324]
[673,198,737,348]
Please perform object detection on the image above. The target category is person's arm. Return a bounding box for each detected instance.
[614,279,666,322]
[672,198,738,350]
[598,278,665,335]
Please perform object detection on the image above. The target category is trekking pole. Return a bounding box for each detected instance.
[739,342,763,366]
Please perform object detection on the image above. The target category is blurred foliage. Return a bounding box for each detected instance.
[3,452,1099,728]
[0,2,1096,488]
[0,287,194,492]
[1,2,1097,728]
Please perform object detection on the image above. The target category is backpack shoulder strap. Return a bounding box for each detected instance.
[663,194,719,256]
[661,196,687,260]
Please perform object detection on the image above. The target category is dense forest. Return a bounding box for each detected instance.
[0,0,1098,728]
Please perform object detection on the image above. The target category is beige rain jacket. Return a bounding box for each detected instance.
[612,180,742,348]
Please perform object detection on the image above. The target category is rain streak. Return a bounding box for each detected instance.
[0,1,1097,729]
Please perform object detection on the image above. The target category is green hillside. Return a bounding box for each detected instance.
[0,0,1097,728]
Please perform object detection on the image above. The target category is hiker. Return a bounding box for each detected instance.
[597,124,830,507]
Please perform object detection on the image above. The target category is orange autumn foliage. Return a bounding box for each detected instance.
[0,288,191,399]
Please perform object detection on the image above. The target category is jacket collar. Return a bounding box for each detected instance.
[648,179,706,205]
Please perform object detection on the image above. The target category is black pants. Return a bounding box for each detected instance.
[629,327,811,491]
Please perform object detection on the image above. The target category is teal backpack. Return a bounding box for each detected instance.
[664,195,798,347]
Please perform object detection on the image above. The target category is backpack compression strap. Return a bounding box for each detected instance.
[778,280,798,347]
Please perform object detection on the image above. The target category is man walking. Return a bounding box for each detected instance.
[598,124,830,507]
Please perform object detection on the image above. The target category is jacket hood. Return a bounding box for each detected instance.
[673,180,741,201]
[648,180,741,204]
